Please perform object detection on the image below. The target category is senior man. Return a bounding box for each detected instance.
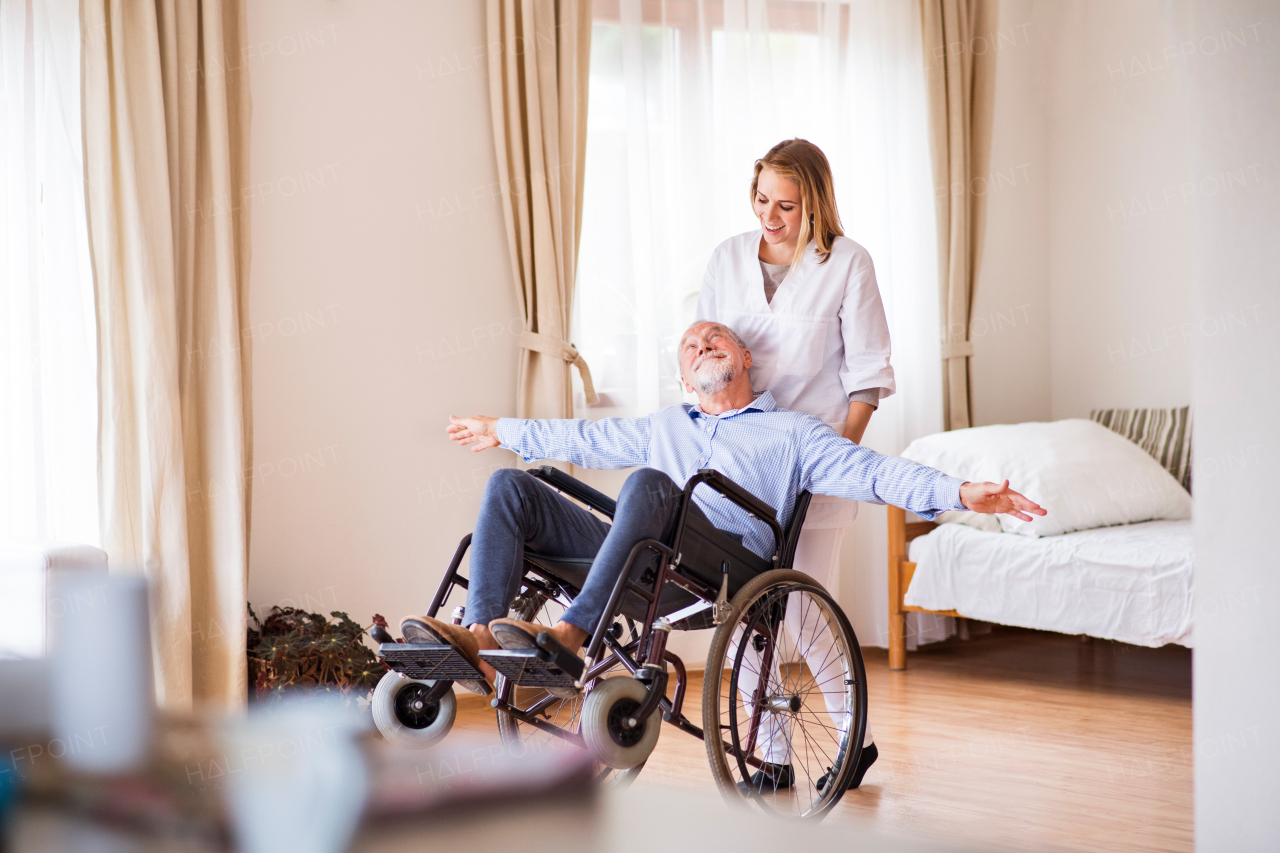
[405,320,1043,791]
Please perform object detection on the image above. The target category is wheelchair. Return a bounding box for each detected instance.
[369,466,869,819]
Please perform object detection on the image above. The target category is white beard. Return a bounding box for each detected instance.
[691,351,737,395]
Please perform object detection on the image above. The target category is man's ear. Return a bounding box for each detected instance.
[742,348,753,370]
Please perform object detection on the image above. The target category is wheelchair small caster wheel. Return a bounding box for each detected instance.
[580,676,661,769]
[372,671,456,749]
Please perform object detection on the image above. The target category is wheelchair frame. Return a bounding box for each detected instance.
[418,465,815,772]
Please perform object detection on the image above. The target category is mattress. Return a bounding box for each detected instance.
[905,519,1193,648]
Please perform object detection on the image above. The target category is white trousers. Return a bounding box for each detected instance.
[730,527,872,764]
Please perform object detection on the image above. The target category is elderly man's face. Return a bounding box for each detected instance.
[678,323,752,396]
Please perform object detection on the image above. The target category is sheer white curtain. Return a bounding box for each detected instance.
[0,0,98,545]
[574,0,947,645]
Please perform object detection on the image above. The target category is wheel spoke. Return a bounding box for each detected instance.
[704,575,866,819]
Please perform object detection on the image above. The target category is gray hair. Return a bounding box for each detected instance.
[677,321,749,375]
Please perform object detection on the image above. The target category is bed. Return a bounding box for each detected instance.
[887,407,1193,670]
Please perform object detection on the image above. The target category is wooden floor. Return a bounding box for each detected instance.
[454,627,1193,852]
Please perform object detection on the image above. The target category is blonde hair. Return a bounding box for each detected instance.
[751,139,844,272]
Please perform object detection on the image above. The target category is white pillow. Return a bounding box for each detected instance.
[902,419,1192,537]
[934,510,1003,534]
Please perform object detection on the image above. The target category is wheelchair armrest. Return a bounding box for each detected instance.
[529,465,617,518]
[685,469,785,557]
[692,468,777,521]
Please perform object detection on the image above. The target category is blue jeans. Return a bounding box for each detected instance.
[464,467,698,634]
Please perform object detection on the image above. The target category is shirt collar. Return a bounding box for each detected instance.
[686,390,777,420]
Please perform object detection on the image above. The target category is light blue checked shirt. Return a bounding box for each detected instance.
[496,391,967,559]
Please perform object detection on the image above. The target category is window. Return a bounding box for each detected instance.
[0,0,99,544]
[574,0,942,452]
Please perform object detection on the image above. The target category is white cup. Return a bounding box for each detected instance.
[48,572,154,773]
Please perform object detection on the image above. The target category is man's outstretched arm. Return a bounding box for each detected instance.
[797,423,1046,521]
[447,414,651,470]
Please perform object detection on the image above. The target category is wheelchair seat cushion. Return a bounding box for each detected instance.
[524,550,680,625]
[522,553,591,593]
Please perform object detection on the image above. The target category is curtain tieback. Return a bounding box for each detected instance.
[940,341,974,360]
[518,331,600,405]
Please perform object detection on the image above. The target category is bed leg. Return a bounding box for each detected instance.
[887,505,908,671]
[889,612,907,671]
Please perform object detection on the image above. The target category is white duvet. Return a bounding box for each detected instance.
[905,520,1194,648]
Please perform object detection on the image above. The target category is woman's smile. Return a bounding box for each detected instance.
[754,166,802,254]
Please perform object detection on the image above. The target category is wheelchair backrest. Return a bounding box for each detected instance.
[677,488,813,594]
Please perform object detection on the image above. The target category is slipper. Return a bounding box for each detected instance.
[399,615,492,697]
[816,741,879,792]
[737,761,795,795]
[488,618,579,699]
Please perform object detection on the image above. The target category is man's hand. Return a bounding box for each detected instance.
[447,415,500,452]
[959,480,1047,522]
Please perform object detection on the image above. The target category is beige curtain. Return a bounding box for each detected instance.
[81,0,252,709]
[921,0,999,431]
[487,0,597,419]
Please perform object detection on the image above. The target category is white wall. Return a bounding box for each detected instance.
[1045,0,1195,419]
[969,0,1052,428]
[972,0,1197,426]
[1185,2,1280,847]
[247,1,522,628]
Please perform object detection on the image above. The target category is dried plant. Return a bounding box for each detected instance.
[246,605,389,704]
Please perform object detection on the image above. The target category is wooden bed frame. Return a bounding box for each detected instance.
[886,505,960,670]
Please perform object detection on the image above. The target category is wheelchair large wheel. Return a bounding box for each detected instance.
[702,569,867,820]
[494,586,643,787]
[372,670,457,749]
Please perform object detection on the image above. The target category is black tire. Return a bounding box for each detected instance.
[702,569,867,819]
[494,581,643,787]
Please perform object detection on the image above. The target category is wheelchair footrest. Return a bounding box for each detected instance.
[479,648,582,689]
[379,643,482,681]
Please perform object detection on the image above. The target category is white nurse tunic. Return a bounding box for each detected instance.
[696,229,895,529]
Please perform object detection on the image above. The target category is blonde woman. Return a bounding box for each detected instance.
[696,138,890,794]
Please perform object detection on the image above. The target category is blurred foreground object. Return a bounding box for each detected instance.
[0,660,50,742]
[49,573,154,773]
[5,693,968,853]
[5,690,596,852]
[220,698,368,853]
[0,542,107,659]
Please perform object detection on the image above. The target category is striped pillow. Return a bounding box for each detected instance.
[1089,406,1192,493]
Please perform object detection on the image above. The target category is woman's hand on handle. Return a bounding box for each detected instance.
[447,415,500,451]
[959,480,1047,522]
